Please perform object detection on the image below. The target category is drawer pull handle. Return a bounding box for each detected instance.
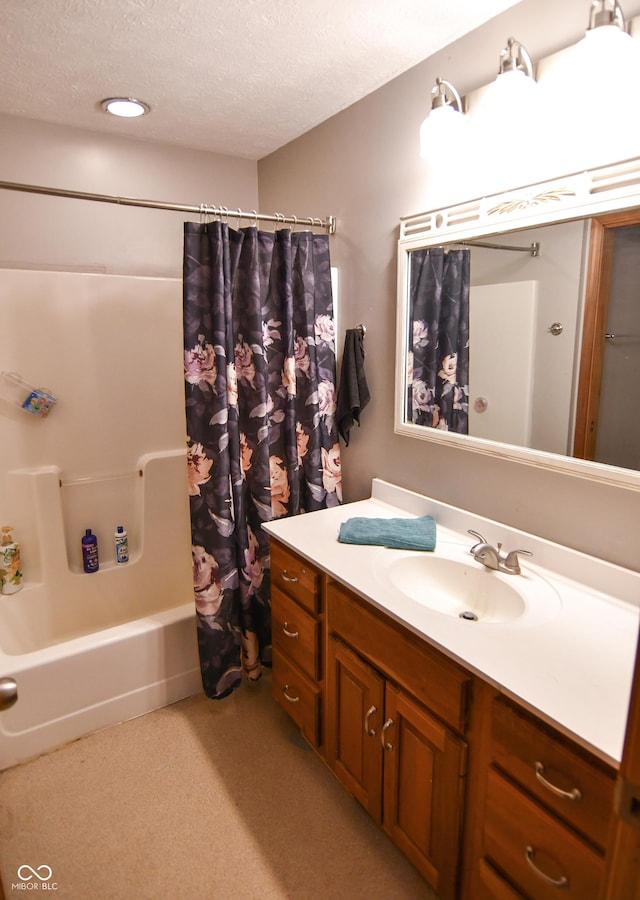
[282,684,300,704]
[282,622,299,639]
[525,845,569,888]
[535,761,582,801]
[381,718,395,751]
[281,570,299,584]
[364,705,378,737]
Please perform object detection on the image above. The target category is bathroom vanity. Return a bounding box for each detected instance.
[263,480,639,899]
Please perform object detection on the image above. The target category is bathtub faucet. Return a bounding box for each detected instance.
[467,530,532,575]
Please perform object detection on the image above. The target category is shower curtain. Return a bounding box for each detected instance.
[183,222,341,699]
[406,247,470,433]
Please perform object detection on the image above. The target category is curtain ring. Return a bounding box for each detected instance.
[235,208,242,229]
[250,209,258,228]
[220,205,229,224]
[291,214,298,232]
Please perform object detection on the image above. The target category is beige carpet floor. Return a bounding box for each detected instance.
[0,673,436,899]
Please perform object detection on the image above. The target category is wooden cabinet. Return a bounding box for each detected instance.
[326,582,468,900]
[268,537,619,900]
[270,541,323,748]
[475,696,616,899]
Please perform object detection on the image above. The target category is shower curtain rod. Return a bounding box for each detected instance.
[0,179,337,235]
[454,239,540,256]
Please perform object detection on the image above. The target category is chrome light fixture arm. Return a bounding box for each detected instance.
[588,0,626,31]
[499,37,535,79]
[430,77,464,113]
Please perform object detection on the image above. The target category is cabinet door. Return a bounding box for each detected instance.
[326,636,384,822]
[383,682,467,900]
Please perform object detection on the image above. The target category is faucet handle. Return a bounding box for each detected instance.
[503,548,533,573]
[467,529,488,555]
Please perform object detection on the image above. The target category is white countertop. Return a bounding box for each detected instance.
[264,479,640,766]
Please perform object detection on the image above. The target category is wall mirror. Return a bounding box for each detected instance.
[395,156,640,490]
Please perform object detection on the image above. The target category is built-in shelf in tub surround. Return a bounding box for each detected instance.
[1,449,192,654]
[264,478,640,765]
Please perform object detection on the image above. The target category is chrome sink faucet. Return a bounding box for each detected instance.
[467,530,532,575]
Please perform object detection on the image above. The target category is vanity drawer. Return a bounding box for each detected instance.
[327,580,470,733]
[272,650,321,747]
[272,585,319,681]
[271,541,320,614]
[476,858,523,900]
[484,767,605,900]
[491,696,615,849]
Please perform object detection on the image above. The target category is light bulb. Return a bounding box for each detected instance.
[101,98,150,118]
[420,104,468,159]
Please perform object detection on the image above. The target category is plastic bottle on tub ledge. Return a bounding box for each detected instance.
[114,525,129,565]
[81,529,99,573]
[1,526,23,594]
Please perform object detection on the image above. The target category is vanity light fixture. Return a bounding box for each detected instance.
[476,37,538,119]
[419,78,467,159]
[468,37,542,189]
[100,97,150,118]
[580,0,637,61]
[541,0,640,170]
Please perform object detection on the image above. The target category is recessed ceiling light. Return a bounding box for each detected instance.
[101,97,150,118]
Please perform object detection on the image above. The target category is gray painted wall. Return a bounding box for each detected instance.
[258,0,640,570]
[0,114,258,277]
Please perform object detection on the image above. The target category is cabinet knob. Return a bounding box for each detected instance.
[282,622,299,639]
[525,845,569,888]
[381,717,395,751]
[534,761,582,801]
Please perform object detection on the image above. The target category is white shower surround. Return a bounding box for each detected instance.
[0,270,202,769]
[0,450,201,770]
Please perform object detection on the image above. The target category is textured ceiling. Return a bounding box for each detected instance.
[1,0,522,160]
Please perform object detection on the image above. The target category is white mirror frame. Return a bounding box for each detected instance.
[395,155,640,491]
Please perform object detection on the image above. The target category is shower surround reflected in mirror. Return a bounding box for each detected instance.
[395,156,640,490]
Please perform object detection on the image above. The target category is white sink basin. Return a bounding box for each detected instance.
[374,545,561,626]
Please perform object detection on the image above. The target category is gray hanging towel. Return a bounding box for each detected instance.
[337,327,370,445]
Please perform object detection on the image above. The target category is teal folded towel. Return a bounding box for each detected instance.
[338,515,436,551]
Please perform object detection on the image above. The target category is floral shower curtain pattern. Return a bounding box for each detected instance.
[183,222,341,699]
[406,246,470,434]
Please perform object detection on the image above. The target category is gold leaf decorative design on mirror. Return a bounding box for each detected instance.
[487,188,577,216]
[396,156,640,490]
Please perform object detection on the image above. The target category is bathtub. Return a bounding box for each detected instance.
[0,603,201,770]
[0,450,202,770]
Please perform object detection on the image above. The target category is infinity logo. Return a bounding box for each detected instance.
[17,865,53,882]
